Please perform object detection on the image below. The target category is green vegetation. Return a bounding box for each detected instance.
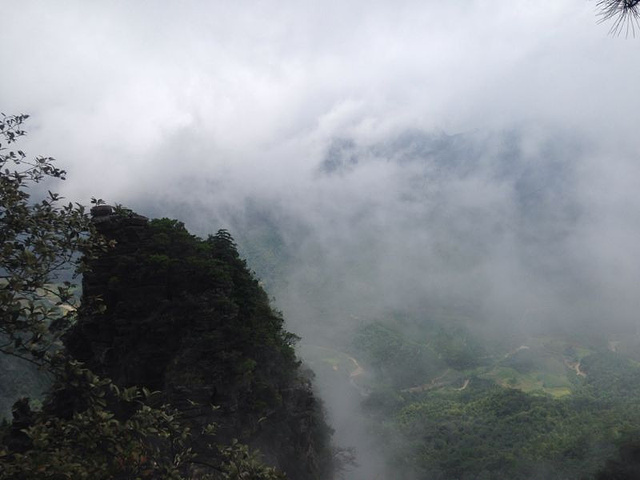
[350,315,640,479]
[61,212,334,479]
[352,322,444,389]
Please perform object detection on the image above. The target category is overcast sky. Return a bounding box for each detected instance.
[3,0,640,327]
[2,0,638,201]
[5,4,640,476]
[2,0,639,320]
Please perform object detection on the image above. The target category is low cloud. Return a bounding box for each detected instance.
[3,2,640,477]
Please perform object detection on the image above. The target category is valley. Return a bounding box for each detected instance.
[300,315,640,479]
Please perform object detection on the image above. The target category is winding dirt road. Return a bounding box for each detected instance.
[347,355,364,378]
[345,355,370,397]
[455,379,470,391]
[564,360,586,378]
[401,369,451,393]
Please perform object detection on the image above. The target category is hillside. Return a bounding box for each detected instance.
[61,206,334,480]
[302,314,640,479]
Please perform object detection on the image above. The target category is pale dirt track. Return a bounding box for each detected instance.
[401,369,451,393]
[564,359,586,378]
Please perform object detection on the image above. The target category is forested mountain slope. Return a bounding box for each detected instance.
[62,206,334,480]
[324,316,640,479]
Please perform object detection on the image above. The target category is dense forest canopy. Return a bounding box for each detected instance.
[343,316,640,479]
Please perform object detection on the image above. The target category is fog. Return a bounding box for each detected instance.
[3,1,640,477]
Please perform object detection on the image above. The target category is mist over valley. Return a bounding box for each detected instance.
[4,1,640,479]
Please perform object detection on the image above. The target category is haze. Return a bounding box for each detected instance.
[3,1,640,478]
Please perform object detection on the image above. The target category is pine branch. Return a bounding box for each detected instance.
[596,0,640,36]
